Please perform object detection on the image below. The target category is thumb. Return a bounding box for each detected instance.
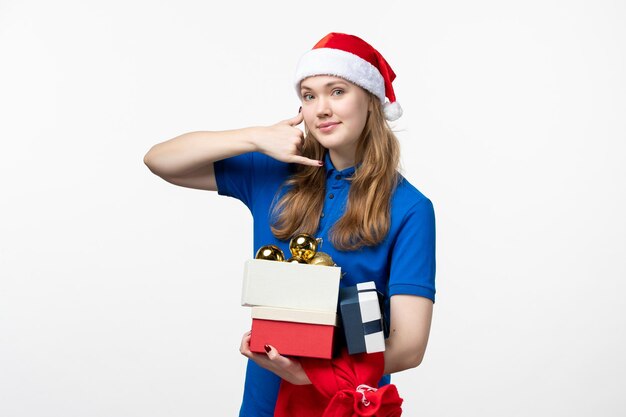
[284,110,304,127]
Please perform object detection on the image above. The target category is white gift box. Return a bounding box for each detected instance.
[241,259,341,313]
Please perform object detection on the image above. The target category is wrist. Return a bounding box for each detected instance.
[244,126,263,153]
[288,360,312,385]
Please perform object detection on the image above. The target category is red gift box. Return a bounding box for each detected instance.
[250,319,335,359]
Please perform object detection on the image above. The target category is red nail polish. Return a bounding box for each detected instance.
[298,106,302,113]
[318,161,324,166]
[264,344,271,353]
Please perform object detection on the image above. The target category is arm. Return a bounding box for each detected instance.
[383,294,433,374]
[143,111,321,191]
[383,197,436,374]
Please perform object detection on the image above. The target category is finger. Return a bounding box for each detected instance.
[265,344,277,359]
[284,111,304,127]
[295,135,305,152]
[264,345,286,362]
[265,345,294,368]
[239,331,253,354]
[291,155,324,167]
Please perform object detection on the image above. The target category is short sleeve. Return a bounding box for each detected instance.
[213,152,255,209]
[388,198,436,302]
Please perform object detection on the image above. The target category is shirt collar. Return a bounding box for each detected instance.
[324,152,357,178]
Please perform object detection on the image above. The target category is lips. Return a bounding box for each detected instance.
[317,121,340,132]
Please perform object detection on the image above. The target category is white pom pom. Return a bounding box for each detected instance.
[383,101,403,121]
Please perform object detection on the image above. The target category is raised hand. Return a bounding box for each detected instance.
[253,111,323,167]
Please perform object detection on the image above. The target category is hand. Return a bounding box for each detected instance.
[239,330,312,385]
[253,111,322,167]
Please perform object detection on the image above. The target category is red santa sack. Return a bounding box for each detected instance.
[274,347,403,417]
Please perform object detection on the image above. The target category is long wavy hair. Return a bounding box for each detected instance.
[270,93,401,251]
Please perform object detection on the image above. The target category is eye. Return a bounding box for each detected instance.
[331,89,344,96]
[302,92,314,101]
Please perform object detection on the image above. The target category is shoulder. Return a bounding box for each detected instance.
[213,152,296,203]
[254,152,296,177]
[391,173,434,216]
[388,173,436,238]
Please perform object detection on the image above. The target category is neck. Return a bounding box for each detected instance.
[328,149,355,171]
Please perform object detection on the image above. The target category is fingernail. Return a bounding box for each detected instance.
[318,161,324,166]
[264,344,271,353]
[298,106,302,113]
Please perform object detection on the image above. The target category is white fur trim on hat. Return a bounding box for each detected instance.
[294,48,386,104]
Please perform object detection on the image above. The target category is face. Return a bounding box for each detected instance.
[299,75,371,164]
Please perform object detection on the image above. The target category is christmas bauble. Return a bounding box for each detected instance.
[289,233,318,261]
[255,245,285,262]
[308,252,336,266]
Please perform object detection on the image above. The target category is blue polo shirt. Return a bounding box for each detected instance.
[214,151,436,417]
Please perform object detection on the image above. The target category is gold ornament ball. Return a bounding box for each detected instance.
[289,233,318,261]
[255,245,285,262]
[308,252,336,266]
[286,256,308,264]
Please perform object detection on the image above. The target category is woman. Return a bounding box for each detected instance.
[144,32,435,416]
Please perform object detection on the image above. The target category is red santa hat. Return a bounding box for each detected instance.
[294,32,403,121]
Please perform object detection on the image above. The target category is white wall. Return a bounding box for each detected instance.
[1,0,625,416]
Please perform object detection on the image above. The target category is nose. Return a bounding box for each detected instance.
[315,95,332,118]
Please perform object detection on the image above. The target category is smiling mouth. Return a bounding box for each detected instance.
[318,122,340,131]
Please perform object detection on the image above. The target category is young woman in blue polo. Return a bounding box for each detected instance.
[144,32,436,417]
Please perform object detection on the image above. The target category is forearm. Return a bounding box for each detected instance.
[143,127,259,178]
[382,295,433,375]
[383,336,426,374]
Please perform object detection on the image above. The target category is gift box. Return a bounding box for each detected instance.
[338,281,386,354]
[249,306,338,358]
[249,319,336,359]
[241,259,341,312]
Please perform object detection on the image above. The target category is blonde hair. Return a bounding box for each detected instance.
[270,95,400,251]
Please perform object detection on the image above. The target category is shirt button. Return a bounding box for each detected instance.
[335,175,341,180]
[329,193,334,199]
[321,212,325,218]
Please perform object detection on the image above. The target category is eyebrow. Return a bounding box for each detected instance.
[300,80,349,92]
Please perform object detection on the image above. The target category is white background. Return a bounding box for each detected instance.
[1,0,625,416]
